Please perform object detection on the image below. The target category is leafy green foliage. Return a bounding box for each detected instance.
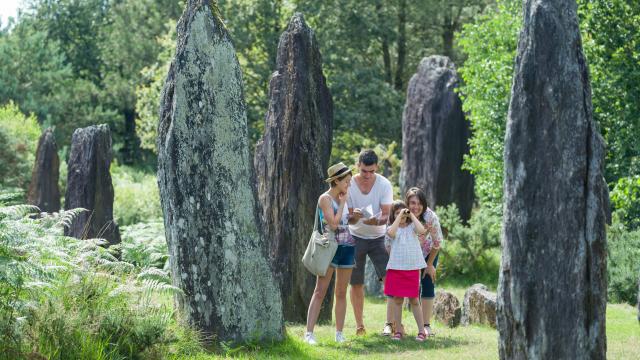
[579,0,640,183]
[118,222,168,270]
[457,0,520,214]
[610,176,640,230]
[0,103,40,191]
[112,164,162,226]
[607,215,640,305]
[0,199,180,359]
[436,204,501,285]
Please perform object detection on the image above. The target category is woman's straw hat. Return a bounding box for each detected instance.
[325,162,352,183]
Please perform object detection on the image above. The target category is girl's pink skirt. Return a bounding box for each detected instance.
[384,269,420,298]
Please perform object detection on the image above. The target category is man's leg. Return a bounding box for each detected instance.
[369,236,392,328]
[349,236,368,333]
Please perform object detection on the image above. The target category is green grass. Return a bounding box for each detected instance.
[164,288,640,359]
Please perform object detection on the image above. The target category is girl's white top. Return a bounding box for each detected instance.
[386,223,427,270]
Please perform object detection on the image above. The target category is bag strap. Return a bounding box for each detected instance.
[313,199,321,234]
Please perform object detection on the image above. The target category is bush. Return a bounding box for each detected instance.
[0,102,40,192]
[112,164,162,226]
[0,199,181,359]
[607,215,640,305]
[610,175,640,230]
[436,204,502,286]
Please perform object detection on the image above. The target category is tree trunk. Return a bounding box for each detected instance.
[254,13,334,324]
[394,0,406,90]
[122,108,139,165]
[157,0,283,343]
[498,1,608,358]
[376,1,392,85]
[400,56,474,221]
[64,124,120,245]
[27,128,60,213]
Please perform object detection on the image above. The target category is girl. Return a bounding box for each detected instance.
[304,162,355,345]
[384,200,428,342]
[406,187,444,337]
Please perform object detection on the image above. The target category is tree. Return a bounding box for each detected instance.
[457,0,521,214]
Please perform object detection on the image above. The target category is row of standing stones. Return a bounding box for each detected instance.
[28,124,120,245]
[23,0,639,355]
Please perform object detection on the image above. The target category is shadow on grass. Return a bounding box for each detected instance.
[321,332,470,355]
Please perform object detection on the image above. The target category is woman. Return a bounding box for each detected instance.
[304,162,355,345]
[405,187,444,337]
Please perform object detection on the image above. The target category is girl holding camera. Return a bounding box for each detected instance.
[384,200,428,342]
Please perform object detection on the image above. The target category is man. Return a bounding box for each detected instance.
[347,149,393,336]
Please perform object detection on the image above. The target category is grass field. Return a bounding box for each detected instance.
[167,286,640,359]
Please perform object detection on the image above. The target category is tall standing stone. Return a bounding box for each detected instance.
[27,128,60,213]
[157,0,283,342]
[401,55,474,221]
[498,1,609,358]
[254,13,333,323]
[64,124,120,245]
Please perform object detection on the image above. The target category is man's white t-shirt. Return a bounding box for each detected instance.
[347,174,394,239]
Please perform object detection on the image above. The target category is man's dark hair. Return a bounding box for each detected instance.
[358,149,378,166]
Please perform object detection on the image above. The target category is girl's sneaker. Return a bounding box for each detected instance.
[335,331,347,343]
[304,332,317,345]
[415,332,427,342]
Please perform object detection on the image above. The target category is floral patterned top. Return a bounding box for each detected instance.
[318,198,355,246]
[418,208,444,257]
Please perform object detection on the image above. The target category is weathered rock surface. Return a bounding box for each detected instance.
[27,128,60,213]
[434,290,461,327]
[364,258,384,297]
[64,124,120,245]
[157,0,283,343]
[400,55,474,221]
[498,1,609,358]
[254,13,333,323]
[462,284,496,328]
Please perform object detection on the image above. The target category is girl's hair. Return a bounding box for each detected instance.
[388,200,409,224]
[330,171,352,187]
[405,187,429,214]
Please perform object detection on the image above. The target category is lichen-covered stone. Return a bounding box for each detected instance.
[461,284,496,328]
[498,1,609,358]
[157,0,283,343]
[434,290,461,327]
[27,128,60,213]
[254,13,333,323]
[364,258,383,297]
[400,55,474,221]
[64,124,120,245]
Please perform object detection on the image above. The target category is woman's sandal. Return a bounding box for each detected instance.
[415,332,427,342]
[391,331,403,341]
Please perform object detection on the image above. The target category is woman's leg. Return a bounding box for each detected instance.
[409,297,424,334]
[334,267,353,332]
[422,298,434,326]
[306,267,335,333]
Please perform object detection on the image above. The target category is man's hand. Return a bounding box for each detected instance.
[350,208,363,221]
[362,217,378,225]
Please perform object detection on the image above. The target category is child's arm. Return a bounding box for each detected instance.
[387,209,404,239]
[410,212,427,235]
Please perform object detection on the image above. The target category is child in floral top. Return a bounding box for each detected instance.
[406,187,444,337]
[384,200,428,342]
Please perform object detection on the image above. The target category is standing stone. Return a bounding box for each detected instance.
[27,128,60,213]
[364,258,383,297]
[461,284,496,328]
[64,124,120,245]
[498,1,609,358]
[400,55,474,221]
[157,0,283,343]
[434,290,462,327]
[254,13,333,323]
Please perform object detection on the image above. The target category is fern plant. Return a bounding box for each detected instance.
[0,196,182,359]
